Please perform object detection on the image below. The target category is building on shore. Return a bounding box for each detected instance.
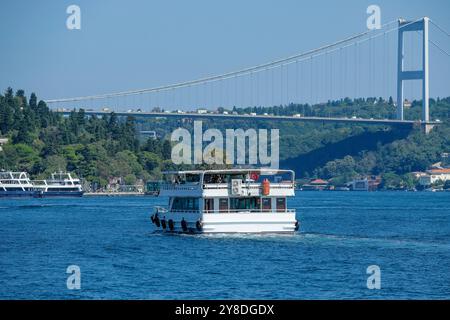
[105,177,144,193]
[350,176,381,191]
[351,179,369,191]
[301,179,329,191]
[118,184,144,193]
[419,168,450,186]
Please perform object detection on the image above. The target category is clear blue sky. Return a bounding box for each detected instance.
[1,0,449,106]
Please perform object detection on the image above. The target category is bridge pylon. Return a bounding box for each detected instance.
[396,17,430,129]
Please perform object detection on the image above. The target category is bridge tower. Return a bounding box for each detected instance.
[397,17,431,131]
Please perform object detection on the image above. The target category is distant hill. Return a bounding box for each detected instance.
[1,87,449,188]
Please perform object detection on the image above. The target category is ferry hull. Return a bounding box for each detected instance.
[0,191,39,198]
[151,212,298,234]
[202,213,297,233]
[40,191,84,197]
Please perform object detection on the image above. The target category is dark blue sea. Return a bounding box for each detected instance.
[0,192,449,299]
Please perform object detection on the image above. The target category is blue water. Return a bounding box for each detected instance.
[0,192,449,299]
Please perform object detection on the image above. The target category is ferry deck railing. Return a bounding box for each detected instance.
[155,208,295,214]
[160,182,295,191]
[203,209,296,214]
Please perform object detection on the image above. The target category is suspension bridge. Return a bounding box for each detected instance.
[46,17,450,133]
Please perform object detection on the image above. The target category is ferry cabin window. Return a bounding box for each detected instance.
[230,197,260,212]
[259,171,293,184]
[170,174,200,185]
[48,188,79,192]
[204,199,214,212]
[262,198,271,211]
[171,197,199,211]
[276,198,286,212]
[203,173,246,184]
[185,174,200,183]
[203,174,226,184]
[4,187,26,191]
[219,198,228,211]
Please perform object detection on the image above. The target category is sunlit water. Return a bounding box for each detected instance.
[0,192,449,299]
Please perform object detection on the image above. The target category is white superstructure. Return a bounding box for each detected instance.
[33,172,83,196]
[150,169,298,234]
[0,171,37,197]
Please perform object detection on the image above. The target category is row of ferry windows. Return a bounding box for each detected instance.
[168,173,293,185]
[0,187,33,191]
[0,187,79,192]
[171,197,286,212]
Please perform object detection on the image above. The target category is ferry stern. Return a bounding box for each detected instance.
[150,169,299,234]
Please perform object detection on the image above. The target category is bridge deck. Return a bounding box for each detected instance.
[57,110,438,127]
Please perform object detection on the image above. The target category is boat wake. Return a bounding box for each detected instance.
[300,232,450,250]
[148,228,449,251]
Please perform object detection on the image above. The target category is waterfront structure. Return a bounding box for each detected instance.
[150,169,298,233]
[351,179,369,191]
[301,179,329,191]
[351,176,381,191]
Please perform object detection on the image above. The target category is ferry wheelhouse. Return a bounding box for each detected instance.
[0,171,38,197]
[32,172,84,197]
[150,169,298,233]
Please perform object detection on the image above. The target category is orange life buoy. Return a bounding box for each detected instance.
[262,179,270,196]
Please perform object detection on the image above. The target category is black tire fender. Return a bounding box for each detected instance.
[181,218,188,232]
[154,215,160,228]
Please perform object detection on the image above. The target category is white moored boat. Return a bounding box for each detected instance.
[150,169,298,234]
[32,172,84,197]
[0,171,38,198]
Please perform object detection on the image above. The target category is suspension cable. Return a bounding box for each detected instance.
[430,20,450,37]
[45,18,423,104]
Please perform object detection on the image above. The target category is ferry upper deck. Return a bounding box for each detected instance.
[159,168,295,198]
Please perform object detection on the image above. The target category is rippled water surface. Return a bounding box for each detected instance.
[0,192,449,299]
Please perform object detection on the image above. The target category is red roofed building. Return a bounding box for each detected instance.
[301,179,329,191]
[419,168,450,186]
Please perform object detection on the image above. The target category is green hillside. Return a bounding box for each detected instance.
[1,87,449,189]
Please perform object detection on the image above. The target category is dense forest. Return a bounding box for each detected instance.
[1,87,449,189]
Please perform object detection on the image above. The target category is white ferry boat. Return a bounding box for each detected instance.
[0,171,39,197]
[150,169,298,233]
[33,172,84,197]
